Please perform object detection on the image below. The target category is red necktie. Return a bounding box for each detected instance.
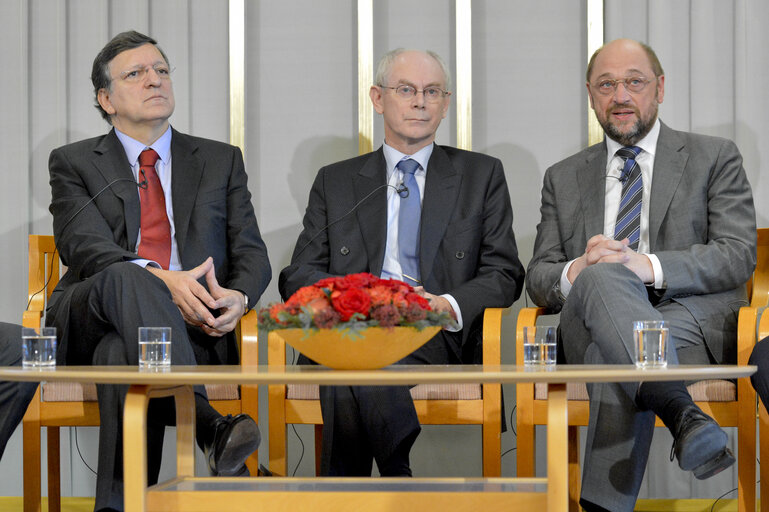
[137,149,171,269]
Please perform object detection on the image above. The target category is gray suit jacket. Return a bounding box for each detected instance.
[279,144,525,363]
[47,128,271,363]
[526,122,756,364]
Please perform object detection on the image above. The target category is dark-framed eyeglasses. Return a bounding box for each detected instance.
[592,76,654,95]
[380,84,450,102]
[113,64,174,84]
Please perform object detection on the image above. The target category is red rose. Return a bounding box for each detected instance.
[305,297,333,314]
[405,292,431,310]
[380,278,413,293]
[286,285,327,308]
[391,291,409,310]
[331,288,372,321]
[368,285,395,307]
[314,276,341,290]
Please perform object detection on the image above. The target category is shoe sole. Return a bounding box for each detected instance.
[213,418,260,475]
[693,447,735,480]
[676,421,727,471]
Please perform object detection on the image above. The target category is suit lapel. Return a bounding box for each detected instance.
[576,142,608,242]
[91,129,141,251]
[170,129,204,258]
[420,145,461,281]
[649,123,687,249]
[353,149,388,276]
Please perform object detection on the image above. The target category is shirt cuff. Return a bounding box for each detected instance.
[131,258,161,269]
[646,253,665,289]
[441,293,463,332]
[559,260,577,299]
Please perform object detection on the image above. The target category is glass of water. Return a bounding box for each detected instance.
[22,327,57,368]
[522,326,557,365]
[138,327,171,369]
[633,320,668,368]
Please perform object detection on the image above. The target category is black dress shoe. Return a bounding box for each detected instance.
[671,404,735,479]
[205,413,260,476]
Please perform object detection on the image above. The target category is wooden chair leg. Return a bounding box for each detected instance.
[760,404,769,512]
[568,426,581,512]
[516,382,536,477]
[23,388,42,512]
[314,424,323,476]
[516,421,535,477]
[482,382,502,477]
[47,427,61,512]
[268,384,288,476]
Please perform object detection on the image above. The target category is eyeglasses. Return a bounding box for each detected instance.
[113,64,174,84]
[381,84,450,102]
[592,76,654,95]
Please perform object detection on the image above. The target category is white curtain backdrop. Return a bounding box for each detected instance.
[0,0,765,500]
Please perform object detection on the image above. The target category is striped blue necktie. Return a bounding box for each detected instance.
[613,146,643,251]
[397,158,421,285]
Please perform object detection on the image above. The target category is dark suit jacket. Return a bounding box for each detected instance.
[47,128,271,363]
[526,122,757,364]
[279,144,524,363]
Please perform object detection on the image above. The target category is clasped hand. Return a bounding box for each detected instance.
[147,257,245,337]
[414,286,457,322]
[567,234,654,284]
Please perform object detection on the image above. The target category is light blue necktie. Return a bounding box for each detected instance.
[397,158,421,285]
[613,146,643,251]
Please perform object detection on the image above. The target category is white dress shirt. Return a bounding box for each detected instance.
[559,119,665,297]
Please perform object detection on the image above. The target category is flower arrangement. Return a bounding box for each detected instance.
[258,272,455,336]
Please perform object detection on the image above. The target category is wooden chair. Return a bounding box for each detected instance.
[516,228,769,512]
[22,234,259,512]
[756,302,769,512]
[267,307,507,477]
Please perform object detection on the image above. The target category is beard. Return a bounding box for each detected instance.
[599,103,658,146]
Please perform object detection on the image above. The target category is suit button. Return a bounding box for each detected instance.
[340,246,350,256]
[455,251,464,260]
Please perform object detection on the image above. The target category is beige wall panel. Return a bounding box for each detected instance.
[29,0,67,236]
[189,0,230,141]
[66,1,110,141]
[109,0,149,35]
[248,0,357,307]
[372,0,454,149]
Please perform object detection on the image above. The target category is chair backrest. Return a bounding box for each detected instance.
[24,235,60,329]
[748,228,769,308]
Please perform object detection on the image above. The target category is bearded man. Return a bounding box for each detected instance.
[526,38,756,512]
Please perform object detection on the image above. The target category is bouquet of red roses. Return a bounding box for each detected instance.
[258,272,455,334]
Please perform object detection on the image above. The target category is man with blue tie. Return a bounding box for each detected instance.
[526,38,757,511]
[280,48,524,476]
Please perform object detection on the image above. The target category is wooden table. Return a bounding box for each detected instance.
[0,364,754,512]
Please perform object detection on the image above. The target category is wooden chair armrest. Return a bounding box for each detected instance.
[238,310,259,366]
[481,307,509,365]
[737,306,760,365]
[750,228,769,308]
[515,307,549,366]
[267,330,287,366]
[23,311,43,330]
[759,308,769,347]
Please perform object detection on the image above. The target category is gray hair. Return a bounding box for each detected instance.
[374,48,452,92]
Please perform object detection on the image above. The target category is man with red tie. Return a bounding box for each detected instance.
[46,31,270,512]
